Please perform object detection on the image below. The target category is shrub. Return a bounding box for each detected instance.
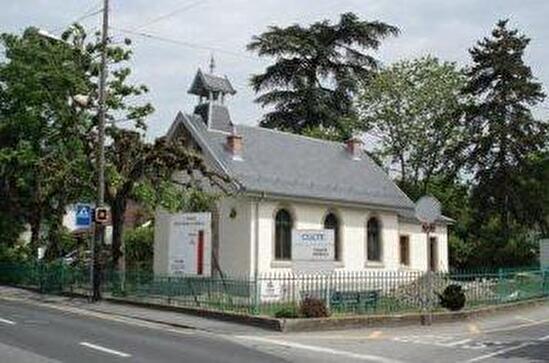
[299,297,330,318]
[438,284,466,311]
[274,305,299,319]
[124,225,154,273]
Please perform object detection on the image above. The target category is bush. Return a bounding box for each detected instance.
[438,284,466,311]
[274,305,299,319]
[124,225,154,272]
[299,297,330,318]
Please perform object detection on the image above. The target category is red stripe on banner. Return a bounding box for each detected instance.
[197,230,204,275]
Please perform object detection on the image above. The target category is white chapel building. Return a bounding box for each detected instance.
[157,67,451,277]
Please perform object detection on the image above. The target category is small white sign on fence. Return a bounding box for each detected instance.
[260,280,282,302]
[540,239,549,270]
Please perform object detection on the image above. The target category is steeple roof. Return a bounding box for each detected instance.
[188,68,236,97]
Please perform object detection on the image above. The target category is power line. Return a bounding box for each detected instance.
[51,2,103,33]
[129,0,210,31]
[112,27,259,61]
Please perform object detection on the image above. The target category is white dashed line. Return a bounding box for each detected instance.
[79,342,131,358]
[466,342,535,362]
[0,318,16,325]
[235,335,403,363]
[538,335,549,341]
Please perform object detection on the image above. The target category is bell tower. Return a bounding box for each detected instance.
[188,57,236,133]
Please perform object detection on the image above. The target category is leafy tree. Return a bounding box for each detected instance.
[358,56,467,192]
[1,24,225,270]
[462,20,547,239]
[105,129,226,270]
[0,27,93,256]
[248,12,398,139]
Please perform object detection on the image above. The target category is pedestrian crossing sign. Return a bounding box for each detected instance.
[75,204,92,228]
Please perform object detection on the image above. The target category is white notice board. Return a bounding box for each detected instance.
[292,229,335,273]
[168,212,211,276]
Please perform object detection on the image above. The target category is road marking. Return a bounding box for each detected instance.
[368,330,383,339]
[79,342,131,358]
[514,315,536,323]
[444,338,472,347]
[468,323,481,334]
[466,342,534,362]
[538,335,549,341]
[235,335,403,363]
[0,318,16,325]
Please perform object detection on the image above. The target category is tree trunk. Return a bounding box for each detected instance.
[110,198,127,271]
[29,214,41,253]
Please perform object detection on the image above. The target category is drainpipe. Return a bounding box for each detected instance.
[254,192,266,280]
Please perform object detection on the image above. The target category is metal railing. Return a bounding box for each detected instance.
[1,263,547,317]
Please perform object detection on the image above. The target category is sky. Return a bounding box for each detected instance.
[2,0,549,139]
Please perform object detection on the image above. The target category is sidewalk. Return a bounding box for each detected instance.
[0,285,275,336]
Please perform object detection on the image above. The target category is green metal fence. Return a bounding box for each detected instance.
[1,263,547,317]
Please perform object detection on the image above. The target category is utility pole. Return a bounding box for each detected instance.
[91,0,109,302]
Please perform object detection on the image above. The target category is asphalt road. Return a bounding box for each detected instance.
[0,296,548,363]
[0,299,285,363]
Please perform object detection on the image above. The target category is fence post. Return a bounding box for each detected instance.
[251,274,260,315]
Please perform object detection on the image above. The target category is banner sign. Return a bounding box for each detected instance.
[168,213,211,276]
[292,229,335,261]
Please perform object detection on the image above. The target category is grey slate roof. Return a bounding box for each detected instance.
[188,69,236,97]
[176,113,416,212]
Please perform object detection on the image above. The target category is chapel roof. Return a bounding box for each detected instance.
[168,112,417,213]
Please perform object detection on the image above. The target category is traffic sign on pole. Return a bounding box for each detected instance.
[75,204,93,228]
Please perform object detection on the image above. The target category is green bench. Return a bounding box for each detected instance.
[301,289,380,312]
[330,290,379,311]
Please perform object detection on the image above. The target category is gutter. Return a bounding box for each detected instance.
[243,189,415,215]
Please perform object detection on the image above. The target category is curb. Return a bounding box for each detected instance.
[2,285,547,333]
[280,297,549,332]
[104,296,283,331]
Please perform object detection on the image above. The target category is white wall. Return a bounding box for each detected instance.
[245,198,448,274]
[398,222,448,272]
[216,197,253,276]
[154,195,450,276]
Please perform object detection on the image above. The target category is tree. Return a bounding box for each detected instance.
[462,20,547,238]
[357,56,467,192]
[0,27,93,256]
[1,24,225,269]
[105,129,226,270]
[247,12,398,139]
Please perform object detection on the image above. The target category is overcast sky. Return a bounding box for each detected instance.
[2,0,549,139]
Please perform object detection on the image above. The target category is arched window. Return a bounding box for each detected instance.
[367,217,381,262]
[275,209,293,260]
[324,213,340,261]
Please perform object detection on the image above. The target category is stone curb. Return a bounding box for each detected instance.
[104,295,548,333]
[103,296,284,331]
[280,297,549,332]
[2,285,547,333]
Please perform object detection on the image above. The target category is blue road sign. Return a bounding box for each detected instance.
[75,204,92,228]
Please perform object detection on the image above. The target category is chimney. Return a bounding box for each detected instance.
[345,135,363,160]
[226,126,243,160]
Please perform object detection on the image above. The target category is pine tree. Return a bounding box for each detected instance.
[463,20,547,236]
[247,13,398,139]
